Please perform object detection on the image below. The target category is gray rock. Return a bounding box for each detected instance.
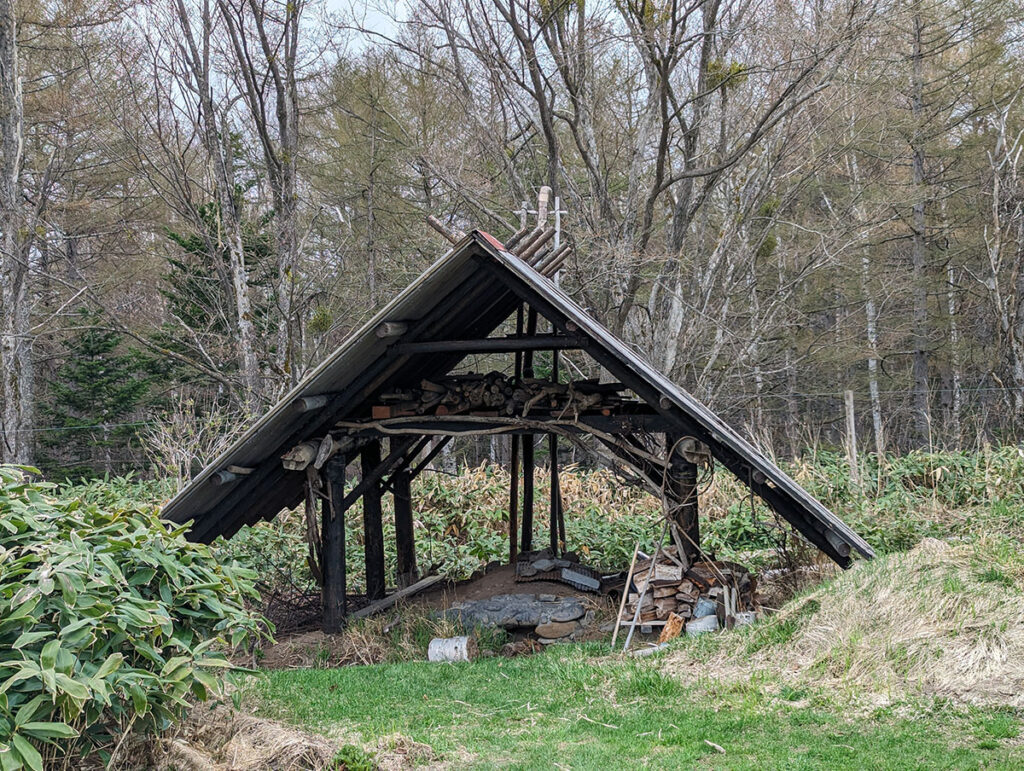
[535,620,577,638]
[442,593,591,632]
[532,558,555,572]
[550,602,584,623]
[694,597,717,618]
[686,615,719,635]
[538,593,557,602]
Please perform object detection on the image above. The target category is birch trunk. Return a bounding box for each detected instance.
[0,0,33,463]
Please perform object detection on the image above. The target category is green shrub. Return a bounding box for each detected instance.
[331,743,377,770]
[0,466,266,769]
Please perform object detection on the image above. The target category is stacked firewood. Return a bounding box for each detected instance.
[372,372,629,419]
[620,547,757,629]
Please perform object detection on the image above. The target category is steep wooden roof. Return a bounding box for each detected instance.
[163,230,874,566]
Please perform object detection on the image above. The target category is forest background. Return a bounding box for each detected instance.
[3,0,1023,479]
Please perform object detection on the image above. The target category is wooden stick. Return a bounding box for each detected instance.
[610,544,640,650]
[349,575,444,620]
[623,520,669,652]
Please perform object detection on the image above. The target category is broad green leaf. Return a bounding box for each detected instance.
[14,695,45,727]
[11,632,49,650]
[11,735,42,771]
[93,653,123,680]
[0,747,21,771]
[52,674,90,702]
[39,641,60,671]
[20,722,79,740]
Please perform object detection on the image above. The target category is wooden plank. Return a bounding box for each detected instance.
[549,432,560,556]
[349,575,445,620]
[322,455,348,633]
[521,436,534,552]
[362,442,386,601]
[510,303,523,565]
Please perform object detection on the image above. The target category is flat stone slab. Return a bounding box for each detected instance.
[444,594,587,630]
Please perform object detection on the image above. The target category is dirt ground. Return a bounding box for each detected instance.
[257,564,617,669]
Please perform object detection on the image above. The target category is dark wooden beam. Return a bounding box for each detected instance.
[361,441,386,601]
[395,334,583,355]
[392,466,417,588]
[511,304,523,564]
[549,345,561,556]
[323,455,348,633]
[335,436,426,514]
[521,435,535,553]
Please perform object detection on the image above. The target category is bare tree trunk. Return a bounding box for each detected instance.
[849,147,885,458]
[909,8,932,446]
[174,0,260,402]
[0,0,33,463]
[218,0,304,387]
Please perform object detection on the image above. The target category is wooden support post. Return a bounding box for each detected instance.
[393,466,417,588]
[509,435,519,564]
[549,432,560,556]
[556,483,566,550]
[521,437,534,552]
[361,441,386,601]
[549,345,564,554]
[323,455,348,633]
[666,434,700,564]
[521,307,538,553]
[509,303,524,561]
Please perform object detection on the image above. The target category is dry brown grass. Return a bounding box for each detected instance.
[258,607,475,669]
[666,537,1024,708]
[139,703,341,770]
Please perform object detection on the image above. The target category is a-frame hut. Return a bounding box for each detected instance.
[164,223,874,632]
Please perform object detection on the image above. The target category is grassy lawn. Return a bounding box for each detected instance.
[247,643,1022,769]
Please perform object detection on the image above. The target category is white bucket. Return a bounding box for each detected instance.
[427,636,477,662]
